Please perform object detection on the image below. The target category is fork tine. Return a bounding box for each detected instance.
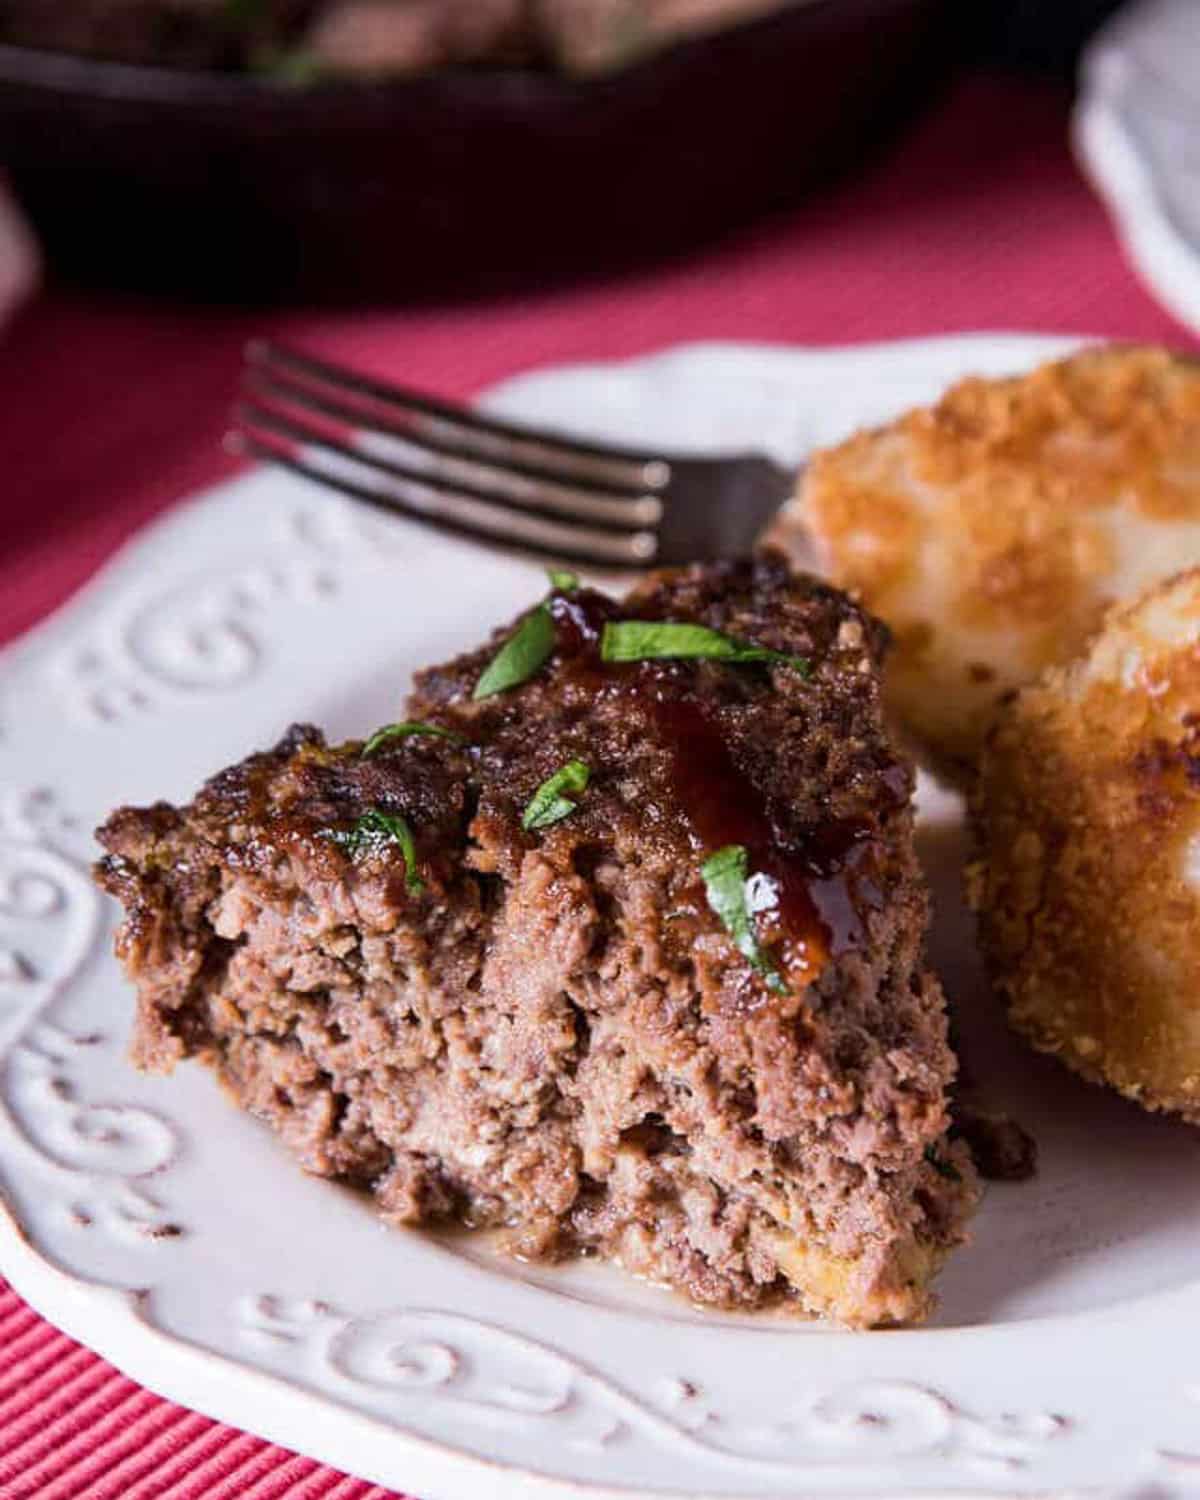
[232,408,659,568]
[243,371,664,530]
[248,341,671,495]
[238,390,661,540]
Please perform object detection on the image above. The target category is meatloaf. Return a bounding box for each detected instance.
[96,552,977,1328]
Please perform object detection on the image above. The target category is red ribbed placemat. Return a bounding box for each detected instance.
[0,69,1193,1500]
[0,1287,396,1499]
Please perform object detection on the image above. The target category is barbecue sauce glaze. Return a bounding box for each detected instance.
[547,587,897,995]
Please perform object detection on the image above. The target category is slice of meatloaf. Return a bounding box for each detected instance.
[95,552,977,1328]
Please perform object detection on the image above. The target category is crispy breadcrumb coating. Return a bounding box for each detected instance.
[785,346,1200,779]
[967,569,1200,1120]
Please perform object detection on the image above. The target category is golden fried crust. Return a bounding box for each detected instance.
[785,346,1200,779]
[968,570,1200,1119]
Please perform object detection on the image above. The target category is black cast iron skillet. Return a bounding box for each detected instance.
[0,0,955,304]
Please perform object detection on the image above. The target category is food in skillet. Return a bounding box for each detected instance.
[789,346,1200,781]
[968,569,1200,1121]
[0,0,793,76]
[95,554,978,1329]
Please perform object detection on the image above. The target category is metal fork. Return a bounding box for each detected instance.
[230,343,796,568]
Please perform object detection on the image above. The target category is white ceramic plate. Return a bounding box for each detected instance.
[4,333,1200,1500]
[1075,0,1200,336]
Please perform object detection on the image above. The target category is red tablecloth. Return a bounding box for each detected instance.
[0,68,1193,1500]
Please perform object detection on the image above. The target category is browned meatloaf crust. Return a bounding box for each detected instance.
[96,552,977,1328]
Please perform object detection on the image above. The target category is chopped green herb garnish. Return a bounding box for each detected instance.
[522,760,590,831]
[700,844,787,995]
[924,1145,962,1182]
[547,569,580,593]
[600,621,810,676]
[362,721,464,757]
[321,809,424,893]
[473,602,557,699]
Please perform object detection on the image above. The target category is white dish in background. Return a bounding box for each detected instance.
[4,334,1200,1500]
[1075,0,1200,336]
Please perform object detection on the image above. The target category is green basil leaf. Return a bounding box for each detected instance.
[522,760,590,831]
[473,603,557,700]
[700,844,787,995]
[362,721,464,757]
[547,569,580,593]
[321,809,424,893]
[601,621,810,676]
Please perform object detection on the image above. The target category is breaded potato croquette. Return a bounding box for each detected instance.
[967,569,1200,1120]
[791,346,1200,779]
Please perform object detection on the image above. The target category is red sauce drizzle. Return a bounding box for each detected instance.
[649,697,881,992]
[543,587,895,995]
[549,589,615,656]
